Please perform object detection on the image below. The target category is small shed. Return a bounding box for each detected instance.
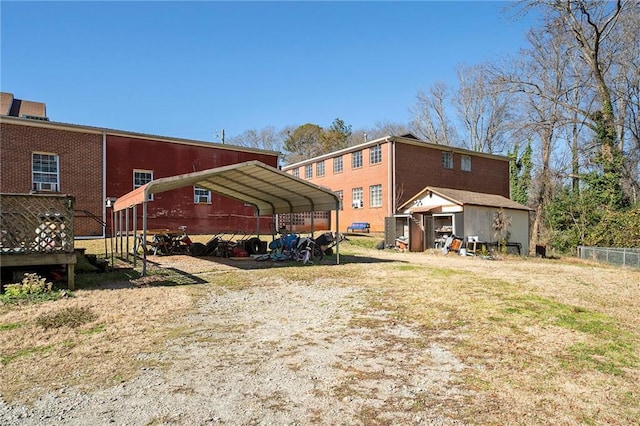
[396,186,533,255]
[0,193,77,288]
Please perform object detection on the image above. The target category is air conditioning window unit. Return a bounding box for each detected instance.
[35,182,58,192]
[352,200,363,209]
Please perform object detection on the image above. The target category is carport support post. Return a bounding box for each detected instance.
[132,205,137,268]
[142,201,148,276]
[125,208,130,263]
[336,210,340,264]
[118,210,123,259]
[110,208,115,270]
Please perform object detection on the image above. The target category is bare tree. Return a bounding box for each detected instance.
[226,126,283,153]
[348,121,412,146]
[454,64,512,154]
[409,82,457,146]
[492,23,583,248]
[518,0,635,194]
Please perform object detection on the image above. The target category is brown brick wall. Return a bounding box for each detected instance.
[394,143,510,207]
[284,140,510,233]
[1,122,104,236]
[288,144,392,233]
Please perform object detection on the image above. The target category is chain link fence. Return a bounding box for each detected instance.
[577,246,640,269]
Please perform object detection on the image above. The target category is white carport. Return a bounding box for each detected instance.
[112,160,342,273]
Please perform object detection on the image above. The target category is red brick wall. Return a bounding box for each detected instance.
[284,140,510,233]
[106,135,279,235]
[298,144,391,232]
[0,122,104,236]
[394,143,510,207]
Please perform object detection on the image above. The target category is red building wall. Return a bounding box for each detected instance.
[283,138,510,233]
[291,144,391,232]
[106,135,279,235]
[394,143,510,207]
[0,121,104,236]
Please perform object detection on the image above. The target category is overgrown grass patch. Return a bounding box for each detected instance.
[36,306,98,330]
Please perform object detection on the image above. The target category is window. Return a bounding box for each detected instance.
[370,184,382,207]
[292,168,299,178]
[352,187,363,208]
[194,187,211,204]
[333,156,343,173]
[442,152,453,169]
[335,190,343,210]
[461,155,472,172]
[352,150,363,169]
[370,145,382,164]
[134,170,154,200]
[305,164,313,179]
[316,161,325,177]
[32,153,59,192]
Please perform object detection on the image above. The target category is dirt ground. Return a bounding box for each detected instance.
[1,245,639,425]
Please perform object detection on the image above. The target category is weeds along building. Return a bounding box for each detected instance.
[281,134,511,235]
[0,92,280,237]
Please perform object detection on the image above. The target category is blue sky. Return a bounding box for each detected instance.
[1,1,536,142]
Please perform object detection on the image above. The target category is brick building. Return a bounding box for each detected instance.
[281,134,511,234]
[1,92,280,237]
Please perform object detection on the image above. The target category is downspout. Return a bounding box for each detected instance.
[389,137,395,217]
[102,131,107,238]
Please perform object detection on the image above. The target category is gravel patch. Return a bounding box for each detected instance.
[1,281,470,425]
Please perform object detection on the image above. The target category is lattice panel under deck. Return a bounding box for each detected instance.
[1,193,75,255]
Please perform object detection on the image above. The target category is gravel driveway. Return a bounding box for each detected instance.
[1,274,469,425]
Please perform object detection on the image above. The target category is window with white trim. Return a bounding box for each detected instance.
[194,187,211,204]
[316,161,325,177]
[442,152,453,169]
[32,153,60,192]
[461,155,472,172]
[292,168,299,178]
[333,156,343,173]
[370,184,382,207]
[352,150,363,169]
[134,169,154,200]
[352,187,363,208]
[370,145,382,164]
[305,164,313,179]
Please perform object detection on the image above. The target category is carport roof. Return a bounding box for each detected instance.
[113,160,341,215]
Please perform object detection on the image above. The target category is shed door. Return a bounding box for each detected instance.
[409,214,424,252]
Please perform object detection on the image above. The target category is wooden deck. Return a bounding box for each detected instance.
[1,193,77,289]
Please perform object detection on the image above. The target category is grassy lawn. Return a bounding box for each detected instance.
[1,235,639,424]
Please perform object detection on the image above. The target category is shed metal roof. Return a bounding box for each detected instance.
[399,186,533,213]
[113,160,341,215]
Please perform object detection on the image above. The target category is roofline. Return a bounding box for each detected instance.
[0,115,280,157]
[398,186,534,212]
[282,135,509,169]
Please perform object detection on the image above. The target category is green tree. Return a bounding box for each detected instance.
[283,123,323,163]
[321,118,352,153]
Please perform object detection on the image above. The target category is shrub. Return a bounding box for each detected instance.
[1,273,61,304]
[36,306,97,329]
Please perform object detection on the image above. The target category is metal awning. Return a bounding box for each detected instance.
[113,160,341,215]
[111,161,342,273]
